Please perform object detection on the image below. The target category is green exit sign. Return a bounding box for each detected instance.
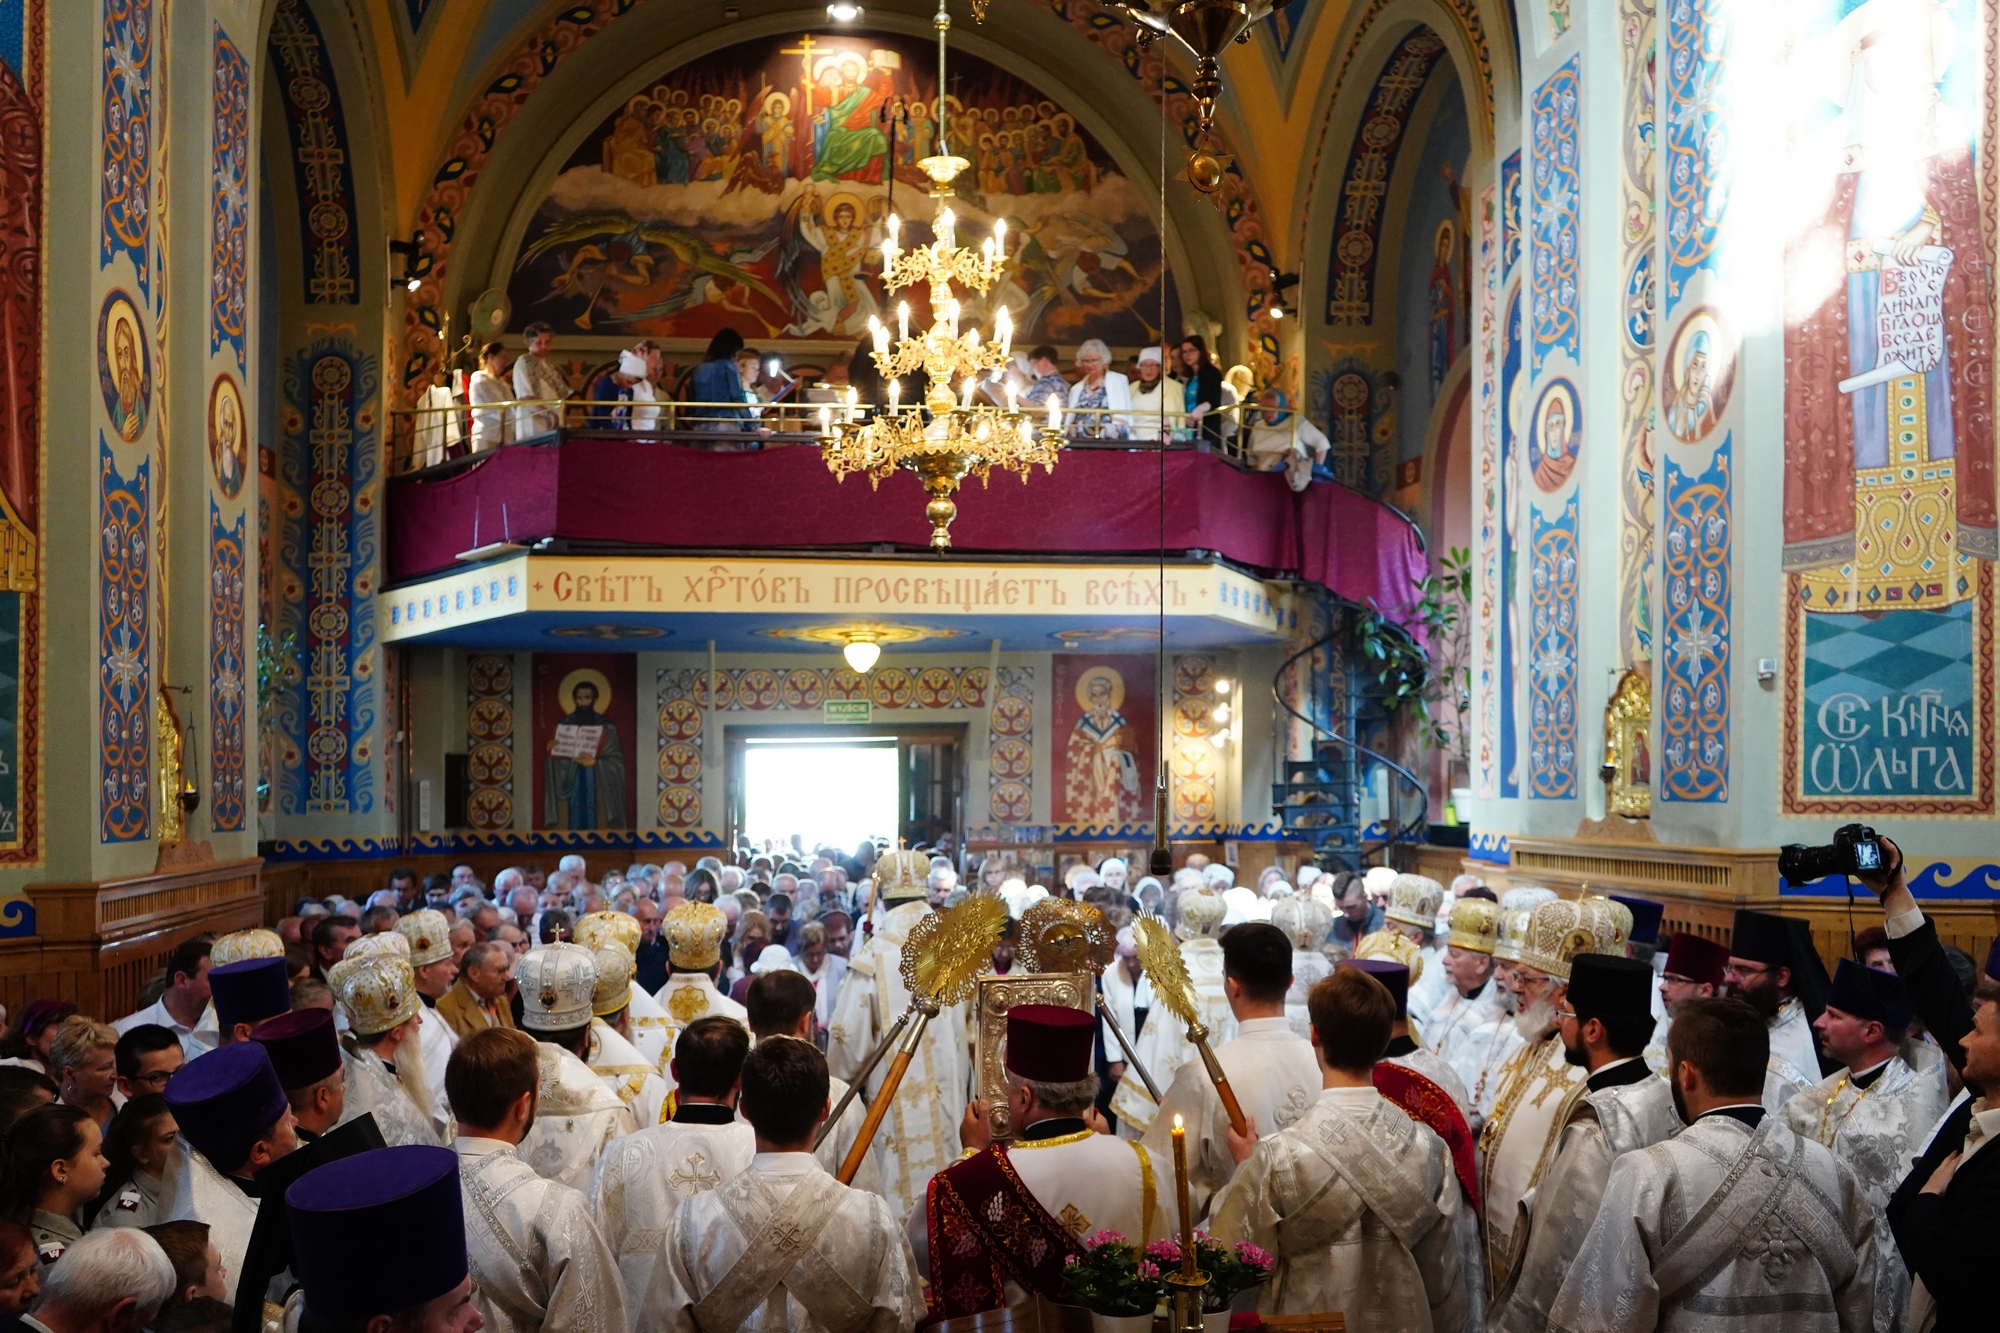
[824,700,872,724]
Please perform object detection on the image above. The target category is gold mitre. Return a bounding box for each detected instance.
[1581,897,1632,956]
[1175,888,1228,941]
[343,931,411,962]
[590,945,636,1017]
[1517,898,1598,982]
[877,850,931,902]
[1492,887,1557,962]
[1383,874,1446,931]
[211,929,285,968]
[576,909,641,956]
[1354,928,1424,984]
[329,954,420,1036]
[1270,896,1335,950]
[1446,898,1502,954]
[394,909,453,967]
[663,902,727,971]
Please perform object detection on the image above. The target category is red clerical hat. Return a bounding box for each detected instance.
[1004,1004,1095,1083]
[1663,932,1729,988]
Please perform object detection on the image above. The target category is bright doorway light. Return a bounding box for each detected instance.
[743,740,898,850]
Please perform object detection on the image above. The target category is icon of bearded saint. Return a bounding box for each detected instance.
[114,319,144,441]
[1063,667,1144,826]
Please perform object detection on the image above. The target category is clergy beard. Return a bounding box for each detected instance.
[392,1039,437,1125]
[1514,993,1558,1042]
[1731,975,1781,1021]
[1561,1027,1589,1068]
[1669,1072,1691,1126]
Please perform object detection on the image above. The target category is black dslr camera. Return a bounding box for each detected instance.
[1778,823,1887,882]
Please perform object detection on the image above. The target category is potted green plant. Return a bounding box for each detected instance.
[1192,1231,1275,1326]
[1063,1230,1167,1333]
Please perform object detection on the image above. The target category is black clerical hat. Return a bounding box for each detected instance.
[1338,958,1409,1018]
[1567,954,1655,1023]
[1826,958,1912,1030]
[287,1146,466,1319]
[1730,910,1792,967]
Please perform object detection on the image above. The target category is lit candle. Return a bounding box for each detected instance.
[1047,395,1062,432]
[1172,1113,1196,1278]
[870,316,889,357]
[887,213,900,243]
[993,217,1007,249]
[882,238,898,267]
[994,305,1013,360]
[939,207,956,249]
[962,377,976,410]
[889,378,902,411]
[898,302,911,343]
[818,404,832,436]
[1005,382,1018,412]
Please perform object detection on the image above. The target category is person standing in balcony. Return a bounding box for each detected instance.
[1178,334,1226,445]
[1022,345,1068,412]
[511,322,570,439]
[1065,338,1130,440]
[586,352,646,429]
[1126,346,1183,442]
[688,328,764,445]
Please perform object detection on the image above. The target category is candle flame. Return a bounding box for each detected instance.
[1173,1113,1183,1131]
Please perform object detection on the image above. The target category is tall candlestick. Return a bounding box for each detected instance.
[1172,1113,1196,1279]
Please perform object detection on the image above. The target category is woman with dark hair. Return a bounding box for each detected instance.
[0,1000,76,1077]
[688,328,763,441]
[1177,334,1226,445]
[1,1103,106,1266]
[84,1094,176,1231]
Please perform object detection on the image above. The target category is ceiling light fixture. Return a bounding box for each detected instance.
[827,2,864,20]
[842,632,882,674]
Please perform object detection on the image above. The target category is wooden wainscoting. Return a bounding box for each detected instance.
[0,858,264,1021]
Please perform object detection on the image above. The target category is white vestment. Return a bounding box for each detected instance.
[590,1112,755,1333]
[1782,1046,1949,1333]
[1547,1111,1878,1333]
[1378,1051,1484,1333]
[625,983,674,1071]
[417,1004,459,1133]
[456,1137,627,1333]
[1432,984,1522,1128]
[1478,1030,1586,1286]
[1408,942,1451,1034]
[662,1152,925,1332]
[1100,962,1155,1057]
[1284,948,1333,1041]
[1765,999,1823,1111]
[161,1143,259,1292]
[588,1019,669,1129]
[1493,1066,1683,1333]
[521,1043,638,1190]
[653,973,752,1092]
[1210,1086,1467,1332]
[1141,1017,1318,1220]
[825,900,970,1217]
[338,1042,442,1147]
[1112,936,1234,1137]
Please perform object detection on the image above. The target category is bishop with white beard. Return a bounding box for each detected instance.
[331,950,445,1147]
[1478,896,1600,1288]
[1549,995,1879,1333]
[1492,953,1682,1333]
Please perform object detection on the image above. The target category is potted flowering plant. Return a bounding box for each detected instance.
[1062,1230,1166,1333]
[1142,1234,1275,1328]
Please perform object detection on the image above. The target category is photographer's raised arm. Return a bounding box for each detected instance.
[1860,835,1976,1075]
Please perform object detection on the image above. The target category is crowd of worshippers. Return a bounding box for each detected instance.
[0,835,1991,1333]
[414,323,1331,486]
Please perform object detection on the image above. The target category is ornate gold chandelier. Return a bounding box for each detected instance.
[819,3,1063,550]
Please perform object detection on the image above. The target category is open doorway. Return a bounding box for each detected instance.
[740,736,900,851]
[726,724,965,855]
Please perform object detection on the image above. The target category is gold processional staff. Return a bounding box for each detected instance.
[831,892,1010,1184]
[1132,914,1249,1135]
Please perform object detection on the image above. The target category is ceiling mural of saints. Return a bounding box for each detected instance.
[505,32,1178,349]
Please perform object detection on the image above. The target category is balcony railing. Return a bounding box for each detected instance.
[385,397,1305,479]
